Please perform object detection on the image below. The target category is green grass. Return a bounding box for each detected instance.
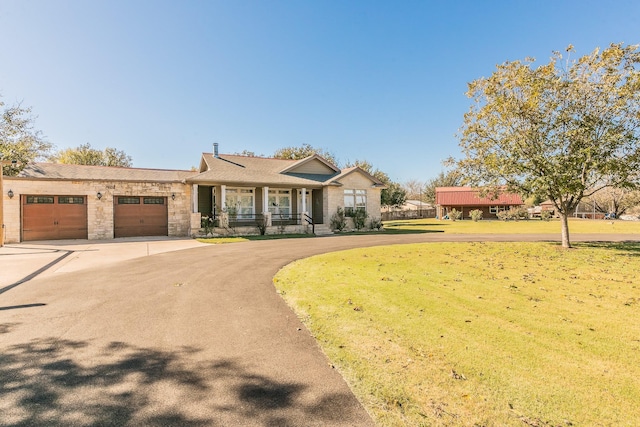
[383,217,640,234]
[274,242,640,426]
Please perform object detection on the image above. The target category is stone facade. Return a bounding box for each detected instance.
[326,172,383,230]
[3,178,191,243]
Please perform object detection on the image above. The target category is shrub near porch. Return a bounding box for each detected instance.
[274,242,640,426]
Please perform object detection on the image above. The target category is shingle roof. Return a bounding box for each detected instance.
[14,163,195,182]
[435,187,524,206]
[188,154,342,187]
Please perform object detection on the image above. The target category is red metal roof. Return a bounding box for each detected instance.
[435,187,524,206]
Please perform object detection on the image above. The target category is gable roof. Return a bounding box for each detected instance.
[279,154,341,175]
[190,154,337,187]
[12,163,195,182]
[327,166,386,188]
[435,187,524,206]
[188,153,384,188]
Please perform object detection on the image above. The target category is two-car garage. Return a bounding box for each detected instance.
[21,194,168,241]
[4,163,194,244]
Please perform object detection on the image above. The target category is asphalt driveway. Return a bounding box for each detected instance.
[1,232,638,426]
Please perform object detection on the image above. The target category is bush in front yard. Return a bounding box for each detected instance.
[330,207,347,231]
[448,209,462,221]
[353,209,368,230]
[469,209,483,222]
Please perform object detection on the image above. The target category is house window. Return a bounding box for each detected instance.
[26,196,54,204]
[268,189,291,219]
[225,188,254,219]
[143,197,165,205]
[118,197,140,204]
[58,196,85,204]
[344,189,367,216]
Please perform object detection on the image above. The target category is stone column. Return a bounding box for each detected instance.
[192,184,198,213]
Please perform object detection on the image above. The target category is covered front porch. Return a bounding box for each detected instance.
[189,183,327,236]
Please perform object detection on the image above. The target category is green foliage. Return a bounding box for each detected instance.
[448,208,462,221]
[540,210,553,221]
[200,215,215,237]
[330,207,347,231]
[51,143,132,167]
[273,143,338,166]
[255,216,268,235]
[497,206,529,221]
[381,181,407,208]
[369,217,383,230]
[1,99,52,175]
[453,43,640,247]
[469,209,483,221]
[352,208,368,230]
[423,170,462,204]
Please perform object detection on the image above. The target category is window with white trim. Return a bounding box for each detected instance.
[344,189,367,216]
[225,188,254,219]
[268,189,291,219]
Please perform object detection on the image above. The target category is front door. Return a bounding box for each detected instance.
[312,190,323,224]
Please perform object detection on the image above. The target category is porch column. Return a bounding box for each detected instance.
[221,185,226,210]
[192,184,198,213]
[263,186,269,213]
[211,185,220,217]
[301,188,307,214]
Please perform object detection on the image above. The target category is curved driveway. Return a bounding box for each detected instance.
[1,233,637,426]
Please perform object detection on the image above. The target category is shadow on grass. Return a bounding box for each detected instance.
[573,241,640,255]
[383,222,450,228]
[0,338,363,426]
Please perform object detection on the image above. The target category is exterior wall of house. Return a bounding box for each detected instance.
[3,178,191,243]
[326,172,382,228]
[439,205,521,220]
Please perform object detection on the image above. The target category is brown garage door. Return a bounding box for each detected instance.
[114,196,168,238]
[22,195,88,241]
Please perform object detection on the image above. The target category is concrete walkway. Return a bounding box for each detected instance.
[1,233,638,426]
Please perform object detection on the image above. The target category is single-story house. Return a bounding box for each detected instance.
[435,186,524,219]
[1,144,384,243]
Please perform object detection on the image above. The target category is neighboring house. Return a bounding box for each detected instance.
[1,145,384,243]
[435,187,524,219]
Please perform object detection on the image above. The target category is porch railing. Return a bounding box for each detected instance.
[209,213,313,228]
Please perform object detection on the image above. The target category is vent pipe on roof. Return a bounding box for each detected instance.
[213,143,219,158]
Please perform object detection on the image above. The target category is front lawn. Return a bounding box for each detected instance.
[274,242,640,426]
[383,217,640,234]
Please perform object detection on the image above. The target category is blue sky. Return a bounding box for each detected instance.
[1,1,639,183]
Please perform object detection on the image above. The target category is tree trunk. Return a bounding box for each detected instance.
[559,212,571,248]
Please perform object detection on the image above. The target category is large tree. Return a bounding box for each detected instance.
[402,179,425,201]
[423,170,462,204]
[1,99,52,175]
[273,143,338,166]
[451,43,640,248]
[582,186,640,218]
[51,143,132,167]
